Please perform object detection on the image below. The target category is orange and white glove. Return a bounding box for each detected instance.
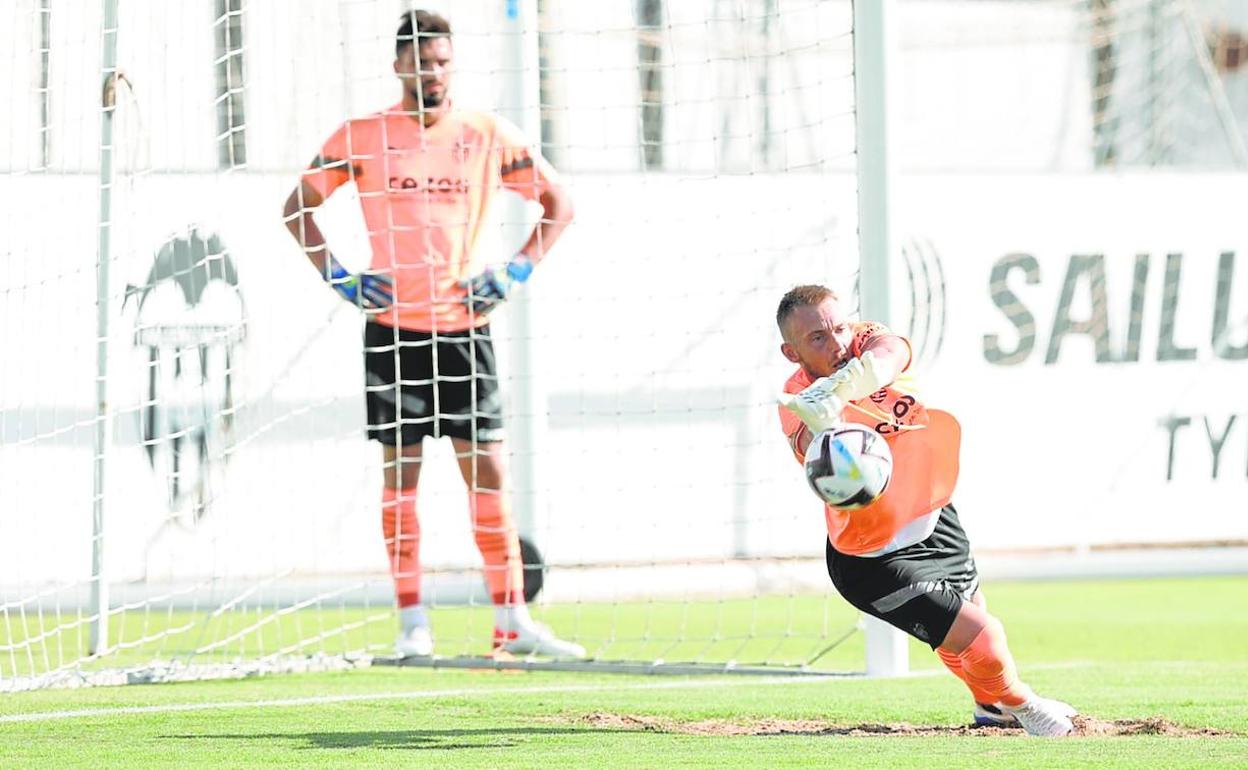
[777,352,887,432]
[827,350,889,402]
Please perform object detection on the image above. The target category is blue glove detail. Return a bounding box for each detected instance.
[326,257,393,310]
[505,256,533,283]
[461,255,532,314]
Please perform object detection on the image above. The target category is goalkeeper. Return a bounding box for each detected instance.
[281,10,582,659]
[775,285,1076,736]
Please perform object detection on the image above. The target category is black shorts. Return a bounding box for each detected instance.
[825,504,978,649]
[363,322,504,446]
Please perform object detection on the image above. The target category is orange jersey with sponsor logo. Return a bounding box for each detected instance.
[779,322,962,556]
[303,104,554,332]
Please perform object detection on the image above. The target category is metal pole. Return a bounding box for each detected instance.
[854,0,893,325]
[500,0,543,541]
[91,0,120,656]
[853,0,907,678]
[38,0,52,171]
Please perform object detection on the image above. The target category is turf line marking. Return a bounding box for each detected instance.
[0,676,834,724]
[0,661,1096,724]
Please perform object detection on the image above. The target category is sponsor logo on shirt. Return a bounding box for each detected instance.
[387,176,470,195]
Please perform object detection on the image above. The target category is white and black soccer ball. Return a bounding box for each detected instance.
[803,424,893,509]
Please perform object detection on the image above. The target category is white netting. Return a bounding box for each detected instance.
[0,0,859,690]
[894,0,1248,171]
[3,0,1244,691]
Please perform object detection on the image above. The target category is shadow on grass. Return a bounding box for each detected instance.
[165,727,618,751]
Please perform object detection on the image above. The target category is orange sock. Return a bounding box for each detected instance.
[948,616,1033,707]
[469,490,524,606]
[936,647,997,705]
[382,486,421,608]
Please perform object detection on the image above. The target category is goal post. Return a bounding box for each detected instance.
[497,0,543,543]
[89,0,121,658]
[853,0,909,679]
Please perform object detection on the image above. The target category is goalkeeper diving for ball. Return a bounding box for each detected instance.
[775,285,1077,736]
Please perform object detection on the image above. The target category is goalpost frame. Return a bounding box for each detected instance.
[62,0,888,685]
[853,0,909,678]
[90,0,121,658]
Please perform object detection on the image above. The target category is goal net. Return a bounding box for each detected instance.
[3,0,1242,692]
[0,0,863,690]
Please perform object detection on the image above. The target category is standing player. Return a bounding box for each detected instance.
[775,285,1076,736]
[281,10,583,659]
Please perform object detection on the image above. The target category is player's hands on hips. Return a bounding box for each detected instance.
[461,255,533,314]
[325,256,393,310]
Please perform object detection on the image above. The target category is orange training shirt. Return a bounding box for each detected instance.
[302,104,554,332]
[779,322,962,556]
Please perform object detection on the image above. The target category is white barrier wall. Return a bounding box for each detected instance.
[901,174,1248,549]
[0,168,850,586]
[0,172,1245,587]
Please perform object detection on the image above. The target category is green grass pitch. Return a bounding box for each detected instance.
[1,575,1245,768]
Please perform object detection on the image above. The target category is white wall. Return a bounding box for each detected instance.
[2,2,1247,591]
[0,167,850,586]
[900,173,1248,549]
[1,170,1246,587]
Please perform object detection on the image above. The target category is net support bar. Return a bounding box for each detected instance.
[375,655,857,678]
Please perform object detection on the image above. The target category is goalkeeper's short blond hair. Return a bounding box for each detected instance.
[776,285,839,332]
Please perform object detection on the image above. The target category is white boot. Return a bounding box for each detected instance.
[395,625,434,657]
[1002,697,1078,736]
[493,623,586,659]
[395,606,434,657]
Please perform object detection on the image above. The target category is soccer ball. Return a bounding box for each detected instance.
[803,424,893,509]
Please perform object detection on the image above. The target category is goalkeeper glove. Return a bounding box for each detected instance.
[325,256,393,310]
[828,350,889,402]
[777,376,850,433]
[460,255,533,315]
[776,352,888,432]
